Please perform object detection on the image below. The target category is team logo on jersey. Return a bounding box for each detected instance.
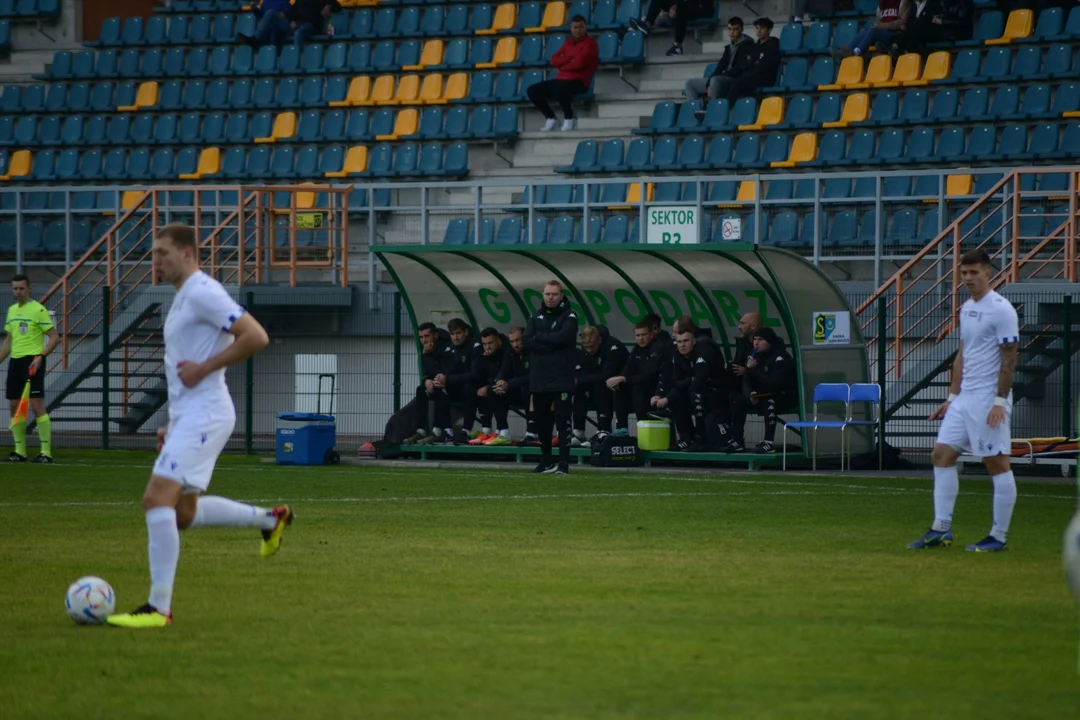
[18,322,27,335]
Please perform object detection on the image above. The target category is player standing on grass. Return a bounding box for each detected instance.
[108,225,295,629]
[909,249,1019,553]
[2,274,60,463]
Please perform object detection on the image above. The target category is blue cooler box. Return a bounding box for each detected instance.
[276,413,336,465]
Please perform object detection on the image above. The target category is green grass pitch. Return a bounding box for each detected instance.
[2,452,1078,719]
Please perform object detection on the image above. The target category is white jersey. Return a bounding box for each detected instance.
[959,289,1019,395]
[163,271,245,422]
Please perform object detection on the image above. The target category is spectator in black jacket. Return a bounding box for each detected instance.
[655,319,730,450]
[573,325,630,445]
[440,318,486,445]
[495,326,538,444]
[524,281,579,474]
[239,0,339,47]
[606,318,669,432]
[725,327,798,454]
[466,328,514,446]
[630,0,717,56]
[685,17,755,106]
[891,0,973,54]
[724,17,781,103]
[409,322,453,445]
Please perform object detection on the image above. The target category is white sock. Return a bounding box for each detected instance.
[990,471,1017,542]
[853,47,862,56]
[498,429,511,438]
[192,496,276,530]
[432,427,442,437]
[146,506,180,615]
[482,426,491,435]
[931,465,959,532]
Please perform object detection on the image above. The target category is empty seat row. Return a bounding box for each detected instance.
[0,220,98,257]
[87,12,244,48]
[0,105,517,148]
[154,0,241,14]
[0,0,58,20]
[561,122,1080,175]
[0,142,469,183]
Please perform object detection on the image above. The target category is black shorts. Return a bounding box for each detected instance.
[6,356,44,400]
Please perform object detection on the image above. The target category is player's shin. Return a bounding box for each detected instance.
[36,414,51,456]
[191,496,277,530]
[990,471,1017,542]
[11,417,26,456]
[146,507,180,615]
[932,465,959,532]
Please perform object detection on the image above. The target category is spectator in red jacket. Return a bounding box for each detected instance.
[527,15,599,131]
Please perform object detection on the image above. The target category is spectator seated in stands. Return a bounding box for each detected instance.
[605,317,671,436]
[721,17,781,104]
[239,0,339,48]
[442,317,486,445]
[792,0,835,24]
[685,16,754,114]
[466,328,515,446]
[833,0,912,60]
[656,316,730,451]
[572,325,630,447]
[629,0,717,56]
[406,322,453,445]
[891,0,974,55]
[529,15,599,132]
[724,326,798,455]
[494,326,539,445]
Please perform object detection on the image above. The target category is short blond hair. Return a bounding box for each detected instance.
[580,326,599,345]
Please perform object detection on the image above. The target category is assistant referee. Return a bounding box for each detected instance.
[1,274,60,462]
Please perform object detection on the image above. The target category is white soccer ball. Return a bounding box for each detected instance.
[65,576,116,625]
[1065,513,1080,601]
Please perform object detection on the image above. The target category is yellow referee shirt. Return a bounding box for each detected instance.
[4,300,54,359]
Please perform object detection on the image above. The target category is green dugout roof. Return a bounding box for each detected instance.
[376,244,871,455]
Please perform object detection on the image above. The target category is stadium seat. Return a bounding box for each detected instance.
[597,137,625,172]
[985,123,1026,161]
[1021,7,1063,43]
[495,216,522,245]
[802,130,845,168]
[405,39,445,72]
[634,101,676,135]
[959,10,1004,47]
[851,54,892,90]
[875,53,920,89]
[476,36,517,69]
[775,94,812,129]
[925,88,959,123]
[526,1,566,33]
[254,112,297,144]
[985,9,1033,45]
[766,57,807,93]
[822,93,868,128]
[117,80,158,112]
[905,51,950,86]
[739,96,783,131]
[555,139,596,173]
[410,107,444,140]
[956,87,989,120]
[376,108,419,141]
[324,145,368,178]
[477,3,516,35]
[178,146,220,180]
[388,75,420,105]
[1025,123,1059,159]
[713,134,761,170]
[771,132,817,168]
[820,55,863,91]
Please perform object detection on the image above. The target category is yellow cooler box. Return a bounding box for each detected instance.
[636,420,670,451]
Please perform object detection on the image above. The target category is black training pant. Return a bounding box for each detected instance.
[730,392,793,444]
[532,390,573,465]
[572,381,615,434]
[644,0,714,44]
[527,79,588,120]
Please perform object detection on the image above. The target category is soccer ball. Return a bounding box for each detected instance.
[65,576,116,625]
[1065,513,1080,601]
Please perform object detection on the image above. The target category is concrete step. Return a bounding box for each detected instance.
[636,78,689,93]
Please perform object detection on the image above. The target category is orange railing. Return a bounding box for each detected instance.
[856,168,1079,380]
[39,184,352,372]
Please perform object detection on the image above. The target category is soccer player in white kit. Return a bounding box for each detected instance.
[909,249,1019,553]
[109,225,295,629]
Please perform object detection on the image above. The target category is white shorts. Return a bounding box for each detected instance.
[936,392,1012,458]
[152,409,235,493]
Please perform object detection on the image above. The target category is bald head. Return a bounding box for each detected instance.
[737,312,762,339]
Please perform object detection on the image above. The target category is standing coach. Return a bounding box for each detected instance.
[2,274,61,462]
[524,280,578,475]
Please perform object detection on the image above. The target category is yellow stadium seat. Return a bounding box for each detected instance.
[179,147,220,180]
[1064,110,1080,118]
[324,145,369,178]
[403,39,445,72]
[330,76,370,108]
[525,1,567,33]
[822,93,869,128]
[877,53,921,88]
[476,36,518,69]
[946,174,973,197]
[608,181,654,210]
[850,54,891,89]
[254,111,297,143]
[418,74,444,104]
[476,3,516,35]
[771,132,818,168]
[385,74,419,105]
[376,108,419,141]
[441,73,469,103]
[903,51,950,86]
[121,190,145,210]
[738,96,784,131]
[986,9,1033,45]
[736,180,756,202]
[118,81,159,112]
[359,75,395,106]
[819,55,864,91]
[0,150,32,181]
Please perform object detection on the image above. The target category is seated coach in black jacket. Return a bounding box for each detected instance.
[573,325,630,445]
[724,326,798,455]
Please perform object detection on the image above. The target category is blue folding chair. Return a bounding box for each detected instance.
[782,383,850,471]
[845,383,883,470]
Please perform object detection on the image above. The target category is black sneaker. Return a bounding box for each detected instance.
[693,109,706,121]
[629,17,650,35]
[555,463,569,476]
[8,452,27,462]
[721,439,744,453]
[522,433,541,446]
[755,440,776,454]
[666,43,683,56]
[32,453,53,464]
[533,460,557,474]
[452,430,471,446]
[673,440,693,451]
[236,32,256,46]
